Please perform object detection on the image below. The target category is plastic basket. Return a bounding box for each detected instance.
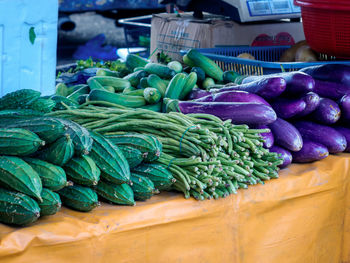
[118,15,151,57]
[182,46,350,75]
[294,0,350,58]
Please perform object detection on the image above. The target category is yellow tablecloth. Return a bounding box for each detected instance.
[1,154,350,263]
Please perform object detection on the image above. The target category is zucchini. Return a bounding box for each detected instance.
[0,188,40,225]
[95,180,135,206]
[167,61,183,73]
[186,49,223,81]
[126,54,149,70]
[164,73,187,99]
[144,88,162,104]
[88,89,146,108]
[147,74,167,96]
[144,63,176,79]
[0,128,45,156]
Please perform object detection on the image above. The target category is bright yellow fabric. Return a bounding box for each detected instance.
[1,154,349,263]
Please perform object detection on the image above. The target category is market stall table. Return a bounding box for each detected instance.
[1,154,350,263]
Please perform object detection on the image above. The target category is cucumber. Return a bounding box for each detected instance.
[182,54,196,68]
[139,77,149,89]
[147,74,167,96]
[186,49,224,81]
[144,63,176,79]
[144,88,162,104]
[167,61,183,73]
[123,70,148,87]
[89,76,131,92]
[96,68,120,77]
[140,102,162,112]
[179,72,197,100]
[123,89,145,97]
[191,67,205,83]
[223,70,241,84]
[88,89,146,108]
[67,85,90,102]
[164,73,187,99]
[202,77,216,90]
[87,77,109,91]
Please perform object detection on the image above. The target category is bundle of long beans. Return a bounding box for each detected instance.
[48,101,282,200]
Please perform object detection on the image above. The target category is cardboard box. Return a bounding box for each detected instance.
[150,12,305,61]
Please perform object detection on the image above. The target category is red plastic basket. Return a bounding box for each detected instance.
[294,0,350,58]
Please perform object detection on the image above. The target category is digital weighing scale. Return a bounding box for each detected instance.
[164,0,301,22]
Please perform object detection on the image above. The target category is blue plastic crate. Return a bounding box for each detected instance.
[183,46,350,75]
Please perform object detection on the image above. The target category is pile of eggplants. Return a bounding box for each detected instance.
[171,64,350,167]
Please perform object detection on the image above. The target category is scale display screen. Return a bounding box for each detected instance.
[247,0,300,16]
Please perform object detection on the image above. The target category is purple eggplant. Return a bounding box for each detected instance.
[268,118,303,152]
[271,97,306,119]
[310,98,341,124]
[195,90,270,106]
[294,92,320,117]
[333,126,350,152]
[300,64,350,85]
[292,140,329,163]
[293,121,347,153]
[269,145,292,168]
[217,77,286,99]
[187,87,211,100]
[339,94,350,121]
[166,100,277,125]
[313,79,350,100]
[242,72,314,96]
[251,125,274,148]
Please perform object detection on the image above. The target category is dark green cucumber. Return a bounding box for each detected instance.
[123,70,148,87]
[87,77,109,91]
[88,89,146,108]
[0,128,45,156]
[144,63,176,79]
[64,155,101,186]
[95,180,134,205]
[132,163,175,190]
[23,157,69,191]
[39,188,62,216]
[139,77,149,89]
[223,70,241,84]
[118,145,143,169]
[36,134,74,166]
[89,132,130,184]
[0,156,43,201]
[164,73,187,99]
[58,185,99,212]
[130,173,156,201]
[0,188,40,225]
[126,54,149,70]
[191,67,205,83]
[89,76,131,92]
[143,88,162,104]
[77,94,89,105]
